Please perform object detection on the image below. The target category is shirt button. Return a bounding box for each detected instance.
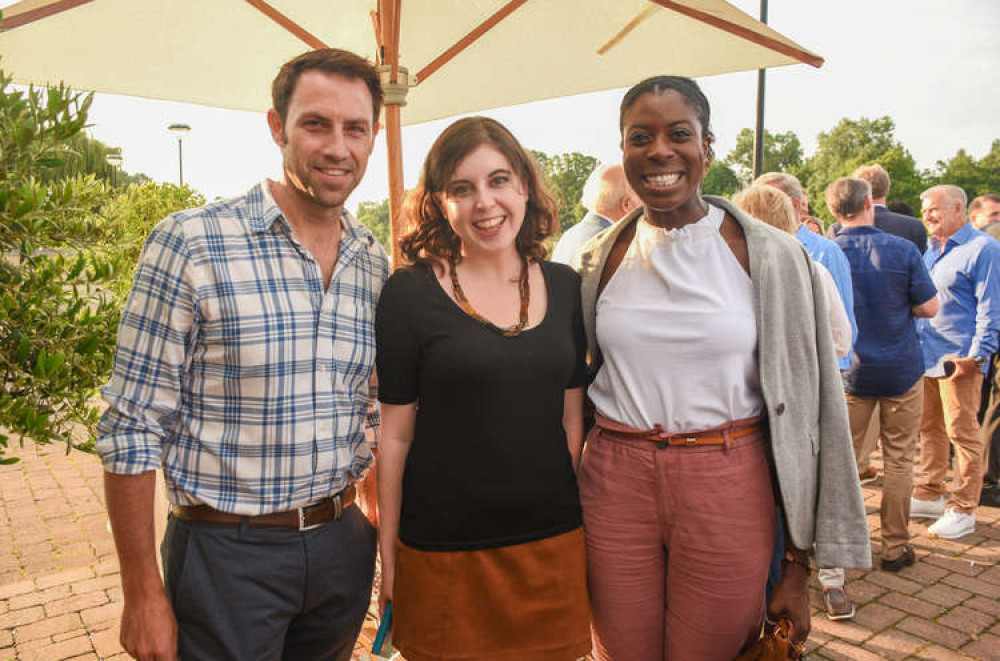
[776,403,786,416]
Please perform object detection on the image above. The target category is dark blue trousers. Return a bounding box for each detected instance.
[162,505,376,660]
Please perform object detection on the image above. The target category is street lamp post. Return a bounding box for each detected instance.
[167,123,191,186]
[105,150,123,189]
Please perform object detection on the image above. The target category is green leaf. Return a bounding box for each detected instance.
[67,253,86,280]
[13,196,34,218]
[76,334,99,355]
[44,352,66,374]
[16,335,31,363]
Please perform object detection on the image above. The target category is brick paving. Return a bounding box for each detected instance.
[1,438,997,660]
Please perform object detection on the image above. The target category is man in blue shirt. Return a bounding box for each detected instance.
[758,172,857,371]
[913,185,1000,539]
[970,194,1000,504]
[827,164,928,254]
[829,178,938,572]
[551,163,638,264]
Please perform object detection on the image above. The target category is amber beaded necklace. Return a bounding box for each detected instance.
[448,255,530,337]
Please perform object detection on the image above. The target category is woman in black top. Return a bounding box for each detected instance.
[375,117,591,661]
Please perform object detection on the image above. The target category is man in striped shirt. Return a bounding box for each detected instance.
[97,49,389,660]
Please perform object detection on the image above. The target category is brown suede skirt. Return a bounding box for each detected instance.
[392,527,592,661]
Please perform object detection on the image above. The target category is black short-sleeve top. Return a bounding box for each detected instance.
[376,260,587,551]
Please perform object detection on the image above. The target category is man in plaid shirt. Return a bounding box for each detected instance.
[97,49,389,660]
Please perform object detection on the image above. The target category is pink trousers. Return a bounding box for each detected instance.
[579,415,776,661]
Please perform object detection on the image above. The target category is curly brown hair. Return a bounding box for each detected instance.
[397,117,558,265]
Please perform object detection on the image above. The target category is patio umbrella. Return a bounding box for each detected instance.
[0,0,822,253]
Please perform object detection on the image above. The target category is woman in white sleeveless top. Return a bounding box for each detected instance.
[572,76,870,661]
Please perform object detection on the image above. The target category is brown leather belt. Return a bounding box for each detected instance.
[619,425,759,447]
[172,484,356,531]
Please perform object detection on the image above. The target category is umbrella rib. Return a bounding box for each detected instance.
[0,0,93,32]
[243,0,328,50]
[371,10,383,59]
[648,0,823,68]
[415,0,530,84]
[597,5,656,55]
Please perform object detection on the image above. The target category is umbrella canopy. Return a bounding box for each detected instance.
[0,0,821,251]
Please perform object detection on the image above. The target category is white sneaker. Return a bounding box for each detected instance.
[910,496,945,519]
[928,508,976,539]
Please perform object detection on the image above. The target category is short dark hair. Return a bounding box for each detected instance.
[886,199,915,217]
[970,193,1000,214]
[825,177,871,219]
[272,48,383,125]
[398,117,557,265]
[619,75,715,162]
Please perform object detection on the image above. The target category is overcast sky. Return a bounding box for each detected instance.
[3,0,998,208]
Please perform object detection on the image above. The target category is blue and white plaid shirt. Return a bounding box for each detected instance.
[97,181,389,515]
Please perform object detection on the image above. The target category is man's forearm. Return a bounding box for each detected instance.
[105,471,164,597]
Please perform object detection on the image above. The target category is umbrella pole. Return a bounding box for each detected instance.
[385,103,404,262]
[752,0,768,180]
[377,0,406,265]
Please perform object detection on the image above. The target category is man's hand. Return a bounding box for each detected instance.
[944,354,979,381]
[104,471,177,660]
[120,588,178,661]
[767,561,811,645]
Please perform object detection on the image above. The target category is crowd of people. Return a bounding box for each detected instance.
[92,46,998,661]
[554,151,1000,628]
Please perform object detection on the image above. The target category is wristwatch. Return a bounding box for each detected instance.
[972,355,987,367]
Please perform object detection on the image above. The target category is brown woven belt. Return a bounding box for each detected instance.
[619,425,760,447]
[172,484,356,531]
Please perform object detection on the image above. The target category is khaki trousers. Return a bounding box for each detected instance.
[915,374,985,514]
[855,408,880,472]
[847,383,922,559]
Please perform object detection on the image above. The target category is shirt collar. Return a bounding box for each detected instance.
[246,180,370,247]
[930,221,974,251]
[246,180,284,233]
[840,224,880,234]
[594,212,614,228]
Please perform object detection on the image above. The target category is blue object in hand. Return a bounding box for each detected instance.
[372,601,392,655]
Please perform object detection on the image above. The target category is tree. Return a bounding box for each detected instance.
[703,162,742,197]
[0,71,120,461]
[355,198,391,254]
[724,128,803,184]
[928,140,1000,200]
[99,182,205,296]
[531,150,598,234]
[797,117,923,223]
[0,70,200,463]
[41,129,151,189]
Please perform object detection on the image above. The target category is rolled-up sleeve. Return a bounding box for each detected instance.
[96,215,196,474]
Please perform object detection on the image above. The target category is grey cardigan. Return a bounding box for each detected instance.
[573,196,871,569]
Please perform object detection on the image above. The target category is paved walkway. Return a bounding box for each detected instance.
[0,438,997,660]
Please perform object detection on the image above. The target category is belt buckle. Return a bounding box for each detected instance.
[297,494,343,531]
[298,506,323,531]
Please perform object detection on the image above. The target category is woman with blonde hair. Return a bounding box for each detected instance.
[375,116,591,661]
[733,184,852,358]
